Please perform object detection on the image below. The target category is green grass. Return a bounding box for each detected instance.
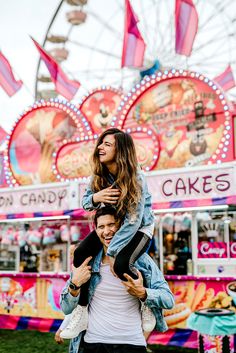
[0,329,197,353]
[0,329,69,353]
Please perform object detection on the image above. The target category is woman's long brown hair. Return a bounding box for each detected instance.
[91,128,141,219]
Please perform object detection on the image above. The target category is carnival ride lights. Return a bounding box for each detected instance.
[112,69,232,165]
[3,69,233,187]
[3,99,94,187]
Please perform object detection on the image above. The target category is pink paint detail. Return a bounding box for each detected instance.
[230,242,236,258]
[148,329,176,345]
[51,279,66,310]
[183,330,198,348]
[198,242,228,259]
[14,130,41,173]
[0,314,18,329]
[35,318,55,332]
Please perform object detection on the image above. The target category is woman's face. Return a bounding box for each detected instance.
[97,134,116,165]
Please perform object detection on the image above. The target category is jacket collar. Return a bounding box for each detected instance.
[92,250,103,273]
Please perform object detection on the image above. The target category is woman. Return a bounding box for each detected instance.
[60,128,156,339]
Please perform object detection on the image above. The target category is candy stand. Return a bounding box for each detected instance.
[0,181,92,331]
[145,163,236,349]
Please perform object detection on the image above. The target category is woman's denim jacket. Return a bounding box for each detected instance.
[60,252,175,353]
[82,171,155,257]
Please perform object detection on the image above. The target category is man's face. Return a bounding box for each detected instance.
[96,214,119,250]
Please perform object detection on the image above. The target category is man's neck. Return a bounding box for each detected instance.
[102,247,110,264]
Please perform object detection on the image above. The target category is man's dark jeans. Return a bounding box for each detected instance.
[83,342,147,353]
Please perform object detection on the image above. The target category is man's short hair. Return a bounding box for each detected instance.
[94,206,118,227]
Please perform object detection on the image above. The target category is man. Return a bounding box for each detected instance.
[60,206,174,353]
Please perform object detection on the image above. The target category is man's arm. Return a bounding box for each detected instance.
[126,255,175,310]
[54,314,71,344]
[136,255,175,310]
[60,257,92,315]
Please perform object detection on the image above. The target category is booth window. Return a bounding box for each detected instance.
[0,245,19,271]
[162,212,192,275]
[229,214,236,258]
[0,218,94,273]
[197,211,236,260]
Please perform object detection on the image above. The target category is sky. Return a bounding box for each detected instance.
[0,0,56,133]
[0,0,236,133]
[0,0,124,133]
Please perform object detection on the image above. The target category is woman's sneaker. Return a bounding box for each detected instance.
[60,305,88,339]
[141,303,156,332]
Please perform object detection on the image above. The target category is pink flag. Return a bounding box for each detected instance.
[0,51,23,97]
[32,38,80,100]
[175,0,198,56]
[213,65,235,91]
[121,0,146,68]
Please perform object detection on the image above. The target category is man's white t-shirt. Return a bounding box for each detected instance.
[84,262,146,346]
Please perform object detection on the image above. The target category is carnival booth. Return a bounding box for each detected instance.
[0,70,236,349]
[0,180,93,330]
[145,163,236,348]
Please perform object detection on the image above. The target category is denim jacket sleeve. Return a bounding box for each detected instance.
[107,172,153,257]
[60,278,81,315]
[137,254,174,310]
[82,178,101,211]
[136,254,175,332]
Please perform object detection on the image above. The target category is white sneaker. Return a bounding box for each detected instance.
[141,303,156,332]
[60,305,88,339]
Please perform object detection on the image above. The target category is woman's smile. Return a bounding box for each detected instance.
[98,134,116,164]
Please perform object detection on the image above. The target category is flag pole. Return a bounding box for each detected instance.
[34,0,64,99]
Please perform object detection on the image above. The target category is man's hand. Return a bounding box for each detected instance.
[71,256,92,287]
[122,270,147,301]
[93,186,120,205]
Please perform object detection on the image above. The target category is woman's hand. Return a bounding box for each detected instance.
[93,186,120,205]
[54,329,64,344]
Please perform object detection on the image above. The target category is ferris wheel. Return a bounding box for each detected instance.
[35,0,236,102]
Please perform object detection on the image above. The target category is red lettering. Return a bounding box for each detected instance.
[188,177,200,194]
[230,242,236,256]
[162,179,173,196]
[215,173,230,192]
[202,175,212,193]
[175,178,186,195]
